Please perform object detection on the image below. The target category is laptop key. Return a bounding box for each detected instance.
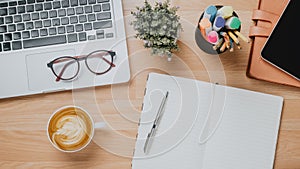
[43,20,51,27]
[26,4,34,12]
[79,0,87,5]
[84,23,92,31]
[44,2,52,10]
[88,0,96,4]
[87,13,95,21]
[23,14,31,21]
[7,24,16,32]
[5,16,13,24]
[0,8,8,16]
[61,17,69,25]
[96,29,103,35]
[52,18,60,26]
[49,27,57,35]
[70,0,78,7]
[0,26,7,33]
[58,9,66,17]
[76,7,84,14]
[102,3,110,11]
[97,33,104,39]
[93,4,101,12]
[40,11,48,19]
[96,30,104,39]
[17,6,25,14]
[26,22,34,30]
[75,24,83,32]
[67,33,78,43]
[84,6,92,13]
[62,0,70,7]
[17,23,25,31]
[70,16,78,24]
[4,33,12,41]
[53,1,61,9]
[67,8,75,16]
[93,20,112,29]
[23,35,67,48]
[0,17,3,24]
[8,7,17,15]
[57,26,65,34]
[105,32,113,38]
[97,12,111,20]
[66,25,74,33]
[40,29,48,36]
[0,34,3,42]
[31,30,39,38]
[3,42,11,51]
[27,0,35,4]
[79,15,87,23]
[0,3,8,7]
[13,15,22,22]
[97,0,109,3]
[18,0,26,5]
[35,21,42,29]
[12,41,22,50]
[9,1,18,6]
[13,32,21,40]
[88,34,95,40]
[35,4,43,11]
[31,13,39,20]
[49,10,57,18]
[22,31,30,39]
[78,32,86,41]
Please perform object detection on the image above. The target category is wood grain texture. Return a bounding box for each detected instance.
[0,0,300,168]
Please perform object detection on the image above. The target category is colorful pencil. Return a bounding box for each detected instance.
[228,31,240,45]
[220,41,227,52]
[213,38,224,50]
[233,30,250,43]
[229,38,234,52]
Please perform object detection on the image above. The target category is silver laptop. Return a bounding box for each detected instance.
[0,0,130,99]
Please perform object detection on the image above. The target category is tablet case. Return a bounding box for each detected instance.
[247,0,300,88]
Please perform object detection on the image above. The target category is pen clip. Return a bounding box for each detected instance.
[143,91,169,154]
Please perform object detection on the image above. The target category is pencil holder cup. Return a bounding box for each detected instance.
[195,5,241,55]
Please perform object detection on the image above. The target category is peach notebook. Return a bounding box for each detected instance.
[247,0,300,87]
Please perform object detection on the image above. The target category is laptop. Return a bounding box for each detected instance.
[0,0,130,99]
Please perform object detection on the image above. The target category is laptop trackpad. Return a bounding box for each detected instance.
[26,49,76,92]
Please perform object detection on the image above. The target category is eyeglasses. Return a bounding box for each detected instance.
[47,50,116,82]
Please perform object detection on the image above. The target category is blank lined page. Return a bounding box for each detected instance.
[132,73,283,169]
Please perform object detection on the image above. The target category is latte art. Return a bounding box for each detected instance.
[52,115,88,148]
[48,107,93,151]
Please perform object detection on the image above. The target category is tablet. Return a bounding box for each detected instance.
[261,0,300,81]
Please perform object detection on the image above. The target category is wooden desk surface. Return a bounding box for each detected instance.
[1,0,300,168]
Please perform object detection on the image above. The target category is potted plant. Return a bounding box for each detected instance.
[131,0,182,61]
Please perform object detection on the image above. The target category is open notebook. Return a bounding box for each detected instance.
[132,73,283,169]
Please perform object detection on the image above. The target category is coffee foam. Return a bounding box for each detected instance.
[48,107,93,151]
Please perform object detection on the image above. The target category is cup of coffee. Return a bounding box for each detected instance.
[47,106,105,153]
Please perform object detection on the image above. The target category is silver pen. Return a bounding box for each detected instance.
[143,91,169,154]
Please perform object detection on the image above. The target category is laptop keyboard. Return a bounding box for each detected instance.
[0,0,114,52]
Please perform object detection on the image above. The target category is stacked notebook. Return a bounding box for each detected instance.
[247,0,300,87]
[132,73,283,169]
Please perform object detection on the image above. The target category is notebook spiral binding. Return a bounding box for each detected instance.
[131,74,150,168]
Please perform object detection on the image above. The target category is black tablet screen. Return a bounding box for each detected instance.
[261,0,300,80]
